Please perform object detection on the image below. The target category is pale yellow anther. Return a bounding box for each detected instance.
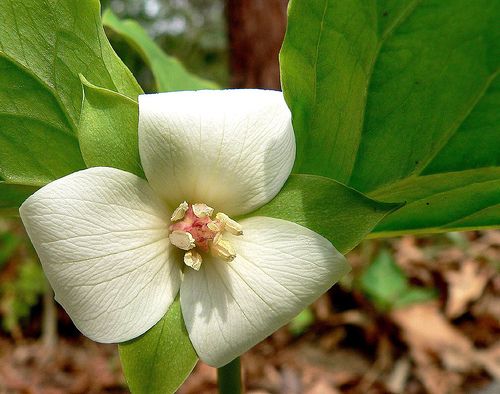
[184,250,203,271]
[170,201,189,222]
[207,221,223,232]
[216,212,243,236]
[169,230,195,251]
[192,203,214,218]
[211,233,236,262]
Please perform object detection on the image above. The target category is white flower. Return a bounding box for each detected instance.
[19,90,349,367]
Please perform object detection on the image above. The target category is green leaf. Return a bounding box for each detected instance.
[288,307,315,336]
[0,0,142,212]
[281,0,500,235]
[1,258,46,333]
[0,183,39,217]
[0,226,22,268]
[359,250,437,311]
[0,56,85,187]
[359,250,408,311]
[370,168,500,236]
[79,77,144,178]
[249,174,400,254]
[394,287,438,309]
[102,9,219,92]
[119,298,198,394]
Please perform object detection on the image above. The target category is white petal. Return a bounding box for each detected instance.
[19,167,180,343]
[180,217,349,367]
[138,90,295,216]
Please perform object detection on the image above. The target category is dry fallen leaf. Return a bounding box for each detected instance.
[386,357,411,394]
[472,292,500,319]
[391,302,475,372]
[414,364,463,394]
[445,260,491,318]
[395,236,425,265]
[391,300,500,393]
[475,342,500,380]
[306,378,340,394]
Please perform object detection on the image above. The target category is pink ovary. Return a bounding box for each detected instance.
[169,205,217,251]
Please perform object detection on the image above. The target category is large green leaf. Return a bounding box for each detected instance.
[370,168,500,235]
[102,9,218,92]
[0,55,84,187]
[119,298,198,394]
[249,174,400,254]
[281,0,500,235]
[0,0,142,211]
[79,77,144,178]
[0,182,39,217]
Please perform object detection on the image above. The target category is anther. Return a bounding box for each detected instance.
[216,212,243,236]
[211,233,236,262]
[184,250,203,271]
[169,230,195,250]
[192,203,214,218]
[207,221,223,232]
[170,201,189,222]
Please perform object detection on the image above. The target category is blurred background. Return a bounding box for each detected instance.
[0,1,499,393]
[100,0,288,90]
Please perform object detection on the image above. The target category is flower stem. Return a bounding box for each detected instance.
[217,357,242,394]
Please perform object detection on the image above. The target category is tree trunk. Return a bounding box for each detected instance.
[226,0,288,89]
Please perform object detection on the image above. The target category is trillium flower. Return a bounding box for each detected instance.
[20,90,349,367]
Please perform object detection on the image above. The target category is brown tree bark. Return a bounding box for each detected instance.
[226,0,288,89]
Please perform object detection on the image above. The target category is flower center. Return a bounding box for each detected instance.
[168,202,243,271]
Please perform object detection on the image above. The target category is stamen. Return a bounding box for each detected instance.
[184,250,203,271]
[207,221,223,232]
[169,203,243,267]
[211,233,236,262]
[192,203,214,218]
[169,230,195,250]
[171,201,189,222]
[216,212,243,236]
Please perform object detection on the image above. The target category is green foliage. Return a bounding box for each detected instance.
[0,184,39,217]
[119,298,198,394]
[281,0,500,235]
[359,250,437,311]
[395,287,439,308]
[101,0,229,87]
[103,9,219,92]
[370,169,500,235]
[250,174,401,254]
[79,77,145,178]
[0,55,85,187]
[0,258,46,334]
[0,221,45,334]
[0,0,142,212]
[0,226,21,268]
[288,307,315,336]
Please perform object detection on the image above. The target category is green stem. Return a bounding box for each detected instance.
[217,357,242,394]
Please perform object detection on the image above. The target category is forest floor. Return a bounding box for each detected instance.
[0,228,498,394]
